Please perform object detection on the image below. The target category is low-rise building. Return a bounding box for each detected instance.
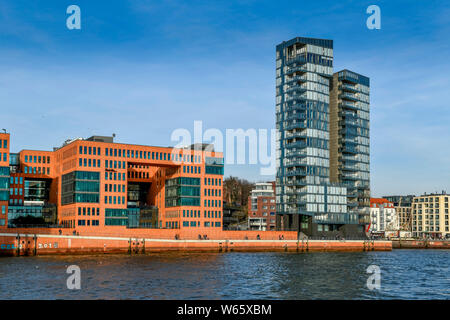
[382,195,414,232]
[248,182,276,231]
[412,192,450,239]
[396,206,412,231]
[369,198,399,235]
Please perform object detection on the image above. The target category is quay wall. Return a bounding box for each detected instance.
[0,229,392,256]
[392,239,450,249]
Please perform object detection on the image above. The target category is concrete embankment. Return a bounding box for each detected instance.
[392,239,450,249]
[0,232,392,256]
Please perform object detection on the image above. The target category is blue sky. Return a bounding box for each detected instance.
[1,0,449,196]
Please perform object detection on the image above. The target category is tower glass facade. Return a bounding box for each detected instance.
[330,70,370,226]
[276,37,350,234]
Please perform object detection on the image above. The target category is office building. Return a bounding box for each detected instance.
[0,133,224,231]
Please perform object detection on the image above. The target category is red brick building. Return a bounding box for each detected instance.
[0,133,224,232]
[247,182,276,230]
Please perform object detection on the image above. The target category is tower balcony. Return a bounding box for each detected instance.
[340,101,358,111]
[339,92,358,102]
[284,121,307,131]
[339,110,357,120]
[285,113,306,121]
[339,84,359,93]
[285,131,307,139]
[341,145,358,154]
[284,150,307,158]
[285,103,306,112]
[340,118,358,127]
[286,66,308,75]
[285,55,307,66]
[339,135,357,144]
[286,75,307,85]
[347,201,358,207]
[346,190,358,198]
[286,168,307,177]
[341,173,359,181]
[285,93,307,102]
[284,158,308,167]
[285,178,307,187]
[340,154,357,162]
[285,140,307,149]
[340,164,359,172]
[286,206,310,215]
[286,84,307,94]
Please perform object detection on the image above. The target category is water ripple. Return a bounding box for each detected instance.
[0,250,448,299]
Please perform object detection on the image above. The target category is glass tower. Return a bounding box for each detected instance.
[275,37,351,234]
[329,70,370,226]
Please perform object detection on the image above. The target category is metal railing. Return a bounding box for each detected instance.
[8,224,66,229]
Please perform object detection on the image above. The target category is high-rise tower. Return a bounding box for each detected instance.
[275,37,368,237]
[329,70,371,227]
[275,37,349,235]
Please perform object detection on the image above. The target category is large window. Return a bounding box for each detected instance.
[62,171,100,205]
[24,180,49,202]
[0,167,9,201]
[204,157,224,175]
[205,166,224,175]
[165,177,201,207]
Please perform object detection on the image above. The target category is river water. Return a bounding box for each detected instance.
[0,249,448,299]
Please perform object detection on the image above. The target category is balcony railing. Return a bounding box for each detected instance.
[286,168,307,176]
[285,55,307,65]
[339,93,358,102]
[341,145,358,154]
[286,84,307,94]
[341,164,359,171]
[339,83,358,93]
[285,141,307,149]
[285,178,307,187]
[341,111,357,119]
[285,93,307,102]
[340,101,358,111]
[285,113,306,121]
[284,121,307,131]
[284,150,307,158]
[286,66,308,75]
[286,75,307,84]
[285,131,307,139]
[284,103,306,112]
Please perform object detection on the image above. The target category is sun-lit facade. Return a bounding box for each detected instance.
[411,193,450,238]
[330,69,371,227]
[275,37,351,235]
[275,37,370,237]
[0,133,224,232]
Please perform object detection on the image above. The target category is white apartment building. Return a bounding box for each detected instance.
[369,198,399,234]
